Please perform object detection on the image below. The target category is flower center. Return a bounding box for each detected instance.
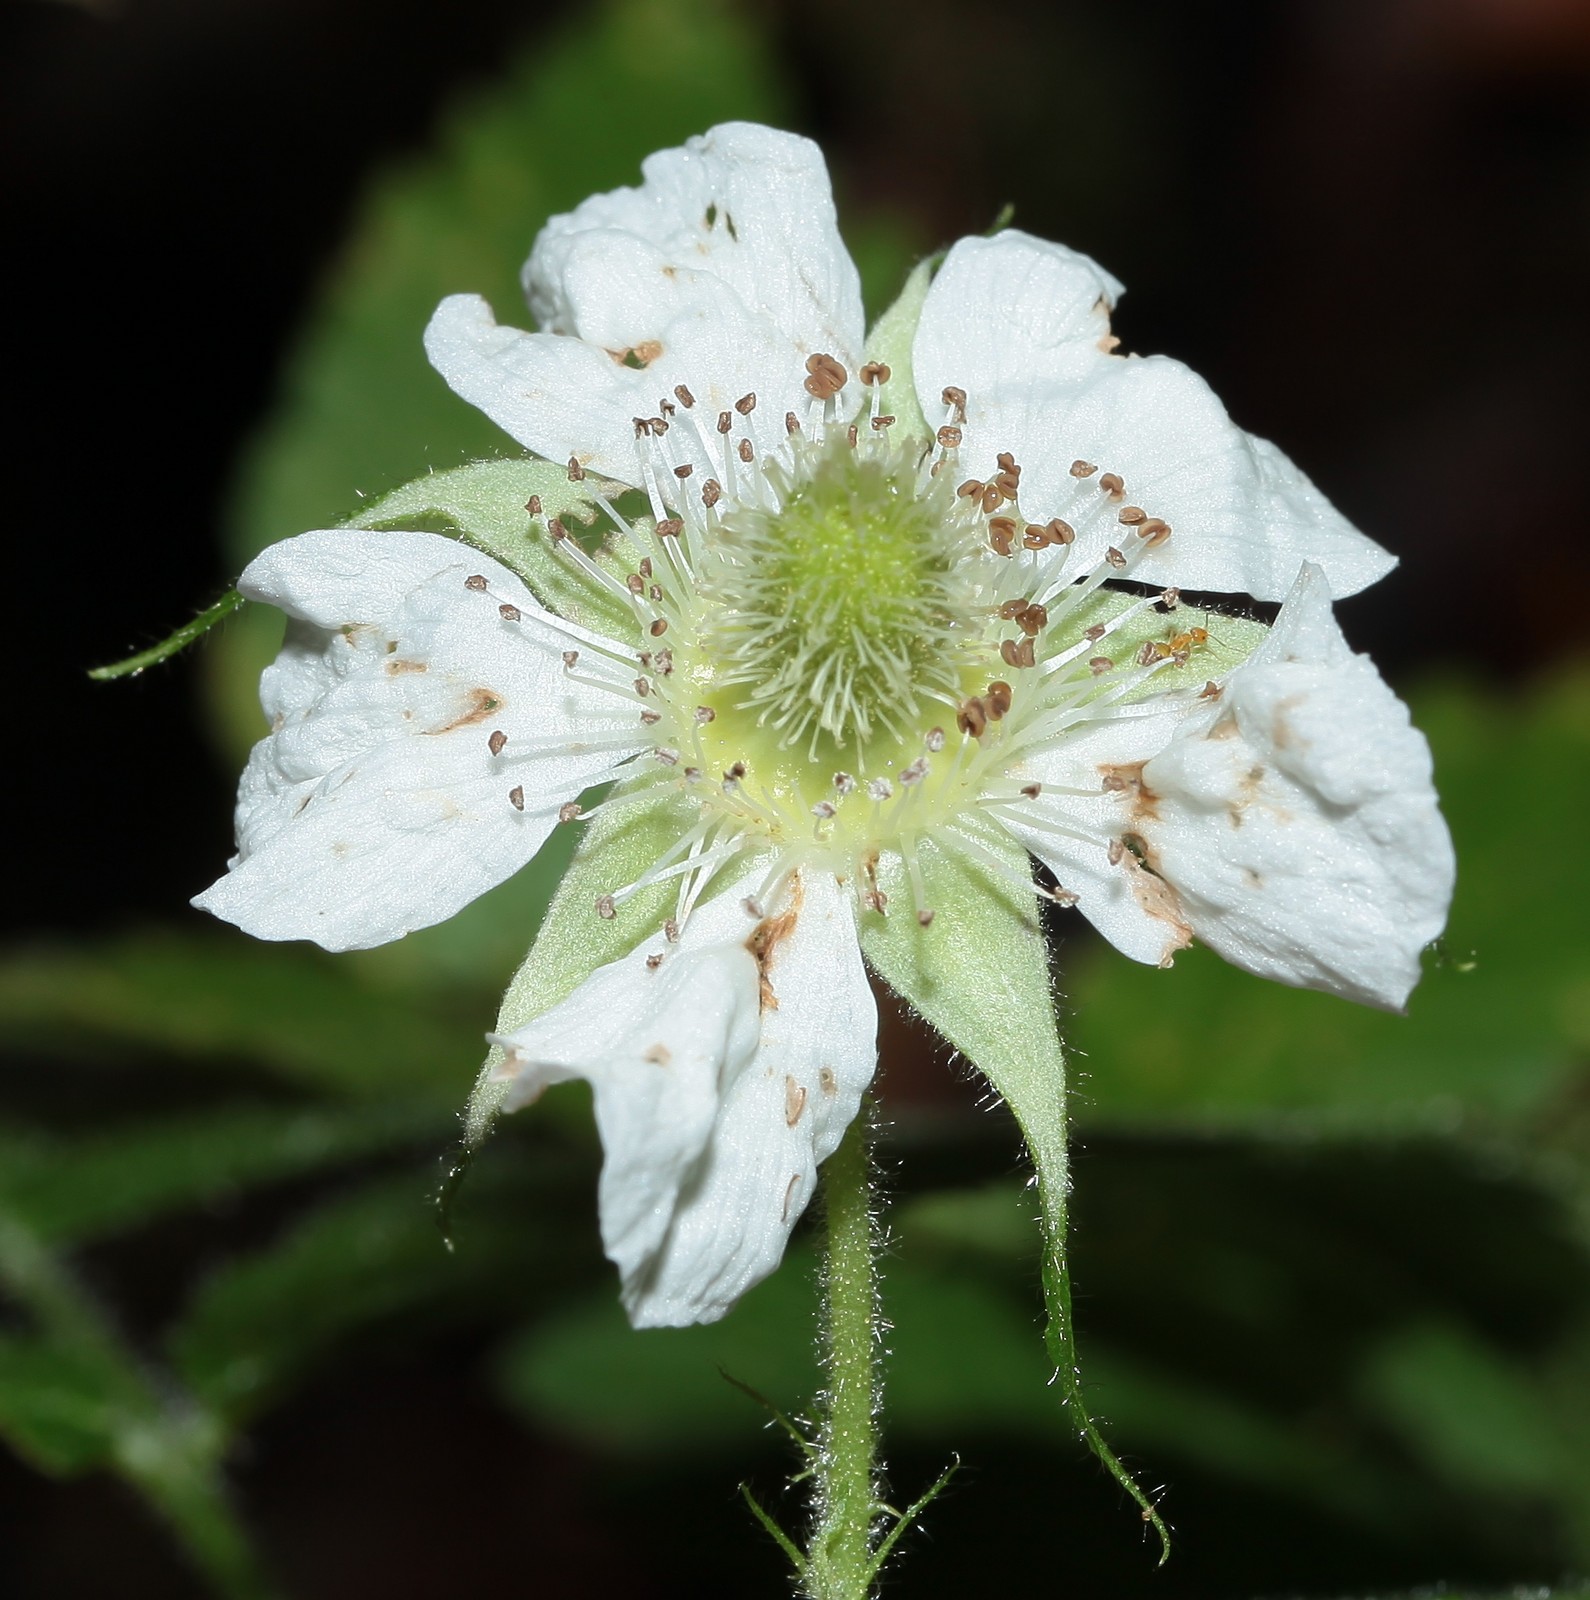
[698,435,983,755]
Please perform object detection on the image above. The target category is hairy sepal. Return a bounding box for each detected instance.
[348,458,633,637]
[862,257,933,440]
[858,827,1171,1560]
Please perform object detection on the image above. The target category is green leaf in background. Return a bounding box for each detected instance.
[1065,667,1590,1151]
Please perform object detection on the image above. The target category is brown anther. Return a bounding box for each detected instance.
[626,573,645,594]
[717,411,732,435]
[925,727,946,753]
[870,415,896,431]
[640,708,662,725]
[986,680,1013,719]
[899,757,928,786]
[847,424,858,449]
[673,463,694,478]
[637,651,652,670]
[1098,471,1125,500]
[941,385,967,418]
[525,495,543,516]
[803,352,848,399]
[674,384,695,408]
[655,518,683,538]
[701,479,722,508]
[558,800,582,823]
[562,649,579,667]
[638,557,653,578]
[1199,679,1222,700]
[695,705,716,724]
[1000,637,1037,669]
[508,786,525,811]
[1089,656,1114,676]
[738,438,753,462]
[649,416,668,435]
[664,917,680,942]
[1101,772,1132,792]
[726,760,747,780]
[634,678,651,697]
[917,909,936,927]
[654,747,678,766]
[987,515,1018,557]
[1018,603,1048,636]
[997,451,1020,475]
[994,473,1020,501]
[1020,782,1042,799]
[1158,586,1181,610]
[646,953,664,971]
[1136,641,1163,667]
[633,417,651,438]
[488,730,508,757]
[596,895,617,920]
[957,478,986,501]
[683,766,701,783]
[498,603,522,622]
[1117,504,1147,526]
[659,399,675,417]
[649,618,668,637]
[1042,521,1071,548]
[1084,624,1106,642]
[812,800,836,820]
[567,456,585,481]
[734,392,757,415]
[1107,840,1126,866]
[833,772,855,793]
[860,361,891,386]
[1138,518,1172,547]
[1104,546,1128,569]
[785,412,801,436]
[937,424,963,449]
[998,598,1027,620]
[1069,459,1098,478]
[653,649,673,675]
[547,517,568,541]
[957,697,989,738]
[980,483,1004,513]
[1022,524,1047,550]
[864,889,888,915]
[464,574,488,592]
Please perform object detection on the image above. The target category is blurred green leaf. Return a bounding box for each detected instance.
[0,1101,447,1247]
[1065,668,1590,1144]
[0,1334,140,1475]
[0,930,473,1098]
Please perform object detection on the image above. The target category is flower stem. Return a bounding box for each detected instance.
[803,1108,880,1600]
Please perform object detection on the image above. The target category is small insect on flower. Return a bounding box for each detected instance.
[195,123,1454,1327]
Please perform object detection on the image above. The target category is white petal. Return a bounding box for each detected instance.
[526,123,863,373]
[997,704,1195,967]
[914,230,1124,399]
[495,868,876,1327]
[193,529,643,951]
[914,231,1393,601]
[1136,564,1454,1009]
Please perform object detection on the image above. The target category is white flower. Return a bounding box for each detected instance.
[198,123,1454,1326]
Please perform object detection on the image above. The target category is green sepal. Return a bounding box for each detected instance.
[88,589,245,681]
[347,458,634,638]
[858,826,1172,1562]
[862,257,934,441]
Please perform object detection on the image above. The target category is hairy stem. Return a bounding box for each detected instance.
[803,1109,880,1600]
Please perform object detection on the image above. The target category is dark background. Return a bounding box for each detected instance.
[3,0,1589,1595]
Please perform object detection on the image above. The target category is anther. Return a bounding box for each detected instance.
[464,574,488,592]
[937,425,963,448]
[674,384,695,408]
[654,747,679,766]
[639,557,653,577]
[683,766,701,783]
[1020,782,1042,798]
[1104,546,1128,569]
[701,479,722,509]
[558,800,582,823]
[1084,625,1106,642]
[596,895,617,920]
[860,361,891,386]
[488,730,508,757]
[1018,603,1048,636]
[941,385,967,420]
[785,412,801,436]
[508,786,525,811]
[988,516,1018,557]
[986,680,1013,719]
[649,416,668,435]
[958,478,985,501]
[647,583,662,601]
[738,438,754,462]
[870,415,896,431]
[567,456,586,481]
[498,603,522,622]
[1098,471,1125,501]
[664,918,680,942]
[957,697,989,738]
[547,518,568,541]
[1000,637,1037,669]
[1089,656,1115,675]
[734,392,757,415]
[653,649,673,675]
[673,463,694,478]
[1135,642,1160,667]
[742,897,764,919]
[1107,840,1126,866]
[695,705,716,724]
[847,425,858,449]
[1118,505,1147,526]
[1102,772,1133,791]
[655,518,683,537]
[633,418,651,438]
[634,678,651,697]
[812,800,836,819]
[1138,518,1172,547]
[717,411,733,435]
[925,727,946,753]
[1070,460,1098,479]
[1199,679,1222,699]
[626,573,645,594]
[804,352,848,399]
[833,772,856,794]
[646,953,664,970]
[900,757,928,785]
[867,778,893,801]
[980,483,1004,513]
[562,649,580,667]
[649,618,668,637]
[640,708,662,725]
[1159,587,1181,610]
[525,495,543,516]
[916,909,935,928]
